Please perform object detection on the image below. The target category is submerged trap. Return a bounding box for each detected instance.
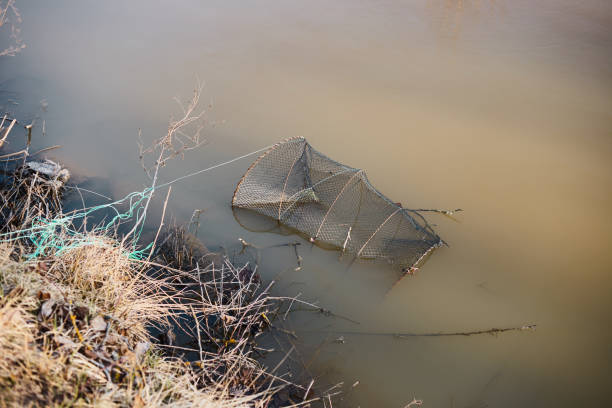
[232,137,445,274]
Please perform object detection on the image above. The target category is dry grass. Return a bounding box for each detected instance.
[0,181,326,407]
[0,226,332,407]
[0,158,68,234]
[0,85,337,407]
[0,236,277,407]
[149,226,330,406]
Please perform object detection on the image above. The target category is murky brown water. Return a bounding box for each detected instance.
[2,0,612,406]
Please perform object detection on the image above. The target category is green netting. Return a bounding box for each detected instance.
[0,144,273,260]
[0,186,154,260]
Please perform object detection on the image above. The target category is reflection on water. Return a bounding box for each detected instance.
[427,0,506,40]
[2,0,612,406]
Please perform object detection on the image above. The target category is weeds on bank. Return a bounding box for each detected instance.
[0,85,332,407]
[0,236,279,407]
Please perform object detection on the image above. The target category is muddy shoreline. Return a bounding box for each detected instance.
[0,121,334,407]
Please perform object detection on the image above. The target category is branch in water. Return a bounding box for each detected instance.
[298,324,536,338]
[410,208,463,216]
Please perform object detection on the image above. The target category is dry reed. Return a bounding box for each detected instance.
[0,222,331,407]
[0,0,25,57]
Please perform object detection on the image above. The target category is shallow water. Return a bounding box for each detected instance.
[2,1,612,406]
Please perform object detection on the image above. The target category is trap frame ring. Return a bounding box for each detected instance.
[231,136,306,208]
[231,136,445,281]
[232,136,440,239]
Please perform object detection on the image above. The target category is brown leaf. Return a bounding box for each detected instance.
[39,299,55,320]
[91,315,107,332]
[37,290,50,300]
[120,342,129,355]
[83,348,97,360]
[104,333,120,346]
[220,314,237,324]
[120,350,135,365]
[54,335,79,349]
[73,306,89,321]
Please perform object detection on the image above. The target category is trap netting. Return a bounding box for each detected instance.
[232,137,443,271]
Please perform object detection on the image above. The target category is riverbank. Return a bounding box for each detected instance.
[0,124,321,407]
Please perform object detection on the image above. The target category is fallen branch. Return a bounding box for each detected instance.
[297,324,536,339]
[0,118,16,148]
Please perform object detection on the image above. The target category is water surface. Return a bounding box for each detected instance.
[2,1,611,406]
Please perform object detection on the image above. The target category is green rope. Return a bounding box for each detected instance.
[0,144,274,260]
[0,187,154,259]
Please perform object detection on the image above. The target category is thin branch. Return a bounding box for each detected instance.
[297,324,537,339]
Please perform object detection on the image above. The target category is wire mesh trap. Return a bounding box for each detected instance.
[232,137,445,275]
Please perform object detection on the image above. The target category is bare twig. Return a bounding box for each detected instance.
[0,118,16,148]
[0,0,25,57]
[146,186,171,262]
[404,397,423,407]
[125,82,208,242]
[296,324,537,339]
